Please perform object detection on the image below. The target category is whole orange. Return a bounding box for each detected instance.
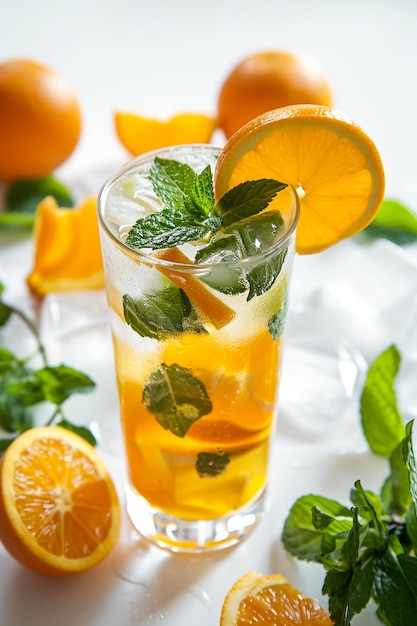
[0,58,82,181]
[217,50,333,138]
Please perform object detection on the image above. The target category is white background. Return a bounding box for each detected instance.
[1,1,417,625]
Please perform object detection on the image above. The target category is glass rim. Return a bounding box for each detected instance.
[97,143,300,273]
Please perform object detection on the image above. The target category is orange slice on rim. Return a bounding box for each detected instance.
[0,426,121,576]
[214,104,385,254]
[220,571,333,625]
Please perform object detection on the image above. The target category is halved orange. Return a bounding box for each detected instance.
[214,104,385,254]
[0,426,121,576]
[26,195,104,296]
[220,571,333,625]
[115,111,217,156]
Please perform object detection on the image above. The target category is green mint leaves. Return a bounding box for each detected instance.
[142,363,212,438]
[125,157,287,252]
[0,282,97,451]
[123,285,205,340]
[281,345,417,625]
[125,157,288,304]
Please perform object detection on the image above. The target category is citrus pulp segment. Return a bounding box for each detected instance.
[220,571,333,625]
[214,104,385,254]
[0,427,121,576]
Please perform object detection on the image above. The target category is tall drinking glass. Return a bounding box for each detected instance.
[98,145,299,553]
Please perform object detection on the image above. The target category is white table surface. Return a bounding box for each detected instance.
[1,1,417,625]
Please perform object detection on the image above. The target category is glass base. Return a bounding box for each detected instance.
[125,483,270,554]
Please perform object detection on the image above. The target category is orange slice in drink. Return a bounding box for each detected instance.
[115,111,216,156]
[214,104,385,254]
[0,426,121,576]
[220,571,333,625]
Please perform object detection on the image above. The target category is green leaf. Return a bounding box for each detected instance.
[360,344,405,458]
[0,283,12,326]
[56,418,97,446]
[363,199,417,245]
[282,494,352,562]
[216,179,287,227]
[1,176,74,228]
[324,558,375,626]
[351,480,385,534]
[0,347,15,374]
[198,211,287,300]
[405,503,417,554]
[142,363,212,437]
[125,206,221,250]
[149,157,205,213]
[196,451,230,477]
[404,420,417,507]
[372,546,417,626]
[195,234,247,295]
[380,439,411,516]
[123,286,204,340]
[35,365,95,404]
[268,288,288,339]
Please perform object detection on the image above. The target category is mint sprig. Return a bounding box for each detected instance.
[282,344,417,625]
[0,282,97,450]
[125,157,288,302]
[125,157,286,251]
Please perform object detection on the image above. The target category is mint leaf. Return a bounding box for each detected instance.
[142,363,212,437]
[372,547,417,626]
[9,365,95,406]
[195,234,247,295]
[123,286,204,340]
[0,284,11,326]
[0,348,15,374]
[268,288,288,339]
[360,344,405,458]
[404,420,417,506]
[56,418,97,446]
[363,199,417,245]
[196,451,230,477]
[381,440,412,516]
[125,206,221,250]
[1,176,74,228]
[282,494,352,562]
[216,179,287,227]
[196,211,287,299]
[150,157,213,214]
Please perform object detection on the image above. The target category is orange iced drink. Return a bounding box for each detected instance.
[98,145,299,552]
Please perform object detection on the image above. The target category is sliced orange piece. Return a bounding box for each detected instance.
[26,195,104,296]
[220,571,333,625]
[214,104,385,254]
[0,426,121,576]
[115,111,217,156]
[152,247,236,329]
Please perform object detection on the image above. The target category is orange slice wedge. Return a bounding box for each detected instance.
[152,247,235,329]
[26,195,104,296]
[115,111,217,156]
[220,571,333,625]
[0,426,121,576]
[214,104,385,254]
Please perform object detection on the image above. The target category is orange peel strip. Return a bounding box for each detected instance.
[152,247,236,329]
